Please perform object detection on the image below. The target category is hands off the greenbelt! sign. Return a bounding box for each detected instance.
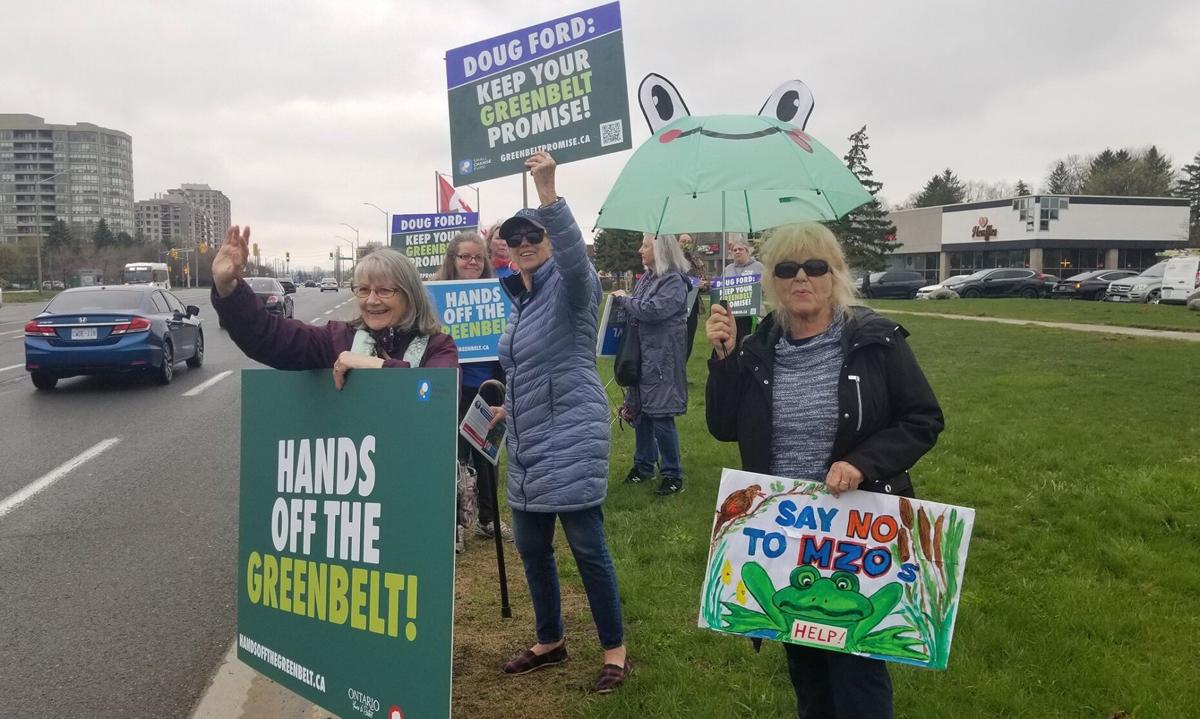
[445,2,632,185]
[237,369,458,717]
[700,469,974,670]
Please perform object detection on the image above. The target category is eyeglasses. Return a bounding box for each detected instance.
[773,259,831,279]
[352,286,402,299]
[503,228,546,248]
[455,253,484,263]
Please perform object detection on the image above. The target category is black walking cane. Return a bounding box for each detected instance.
[478,379,512,619]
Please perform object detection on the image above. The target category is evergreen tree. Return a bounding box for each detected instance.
[1138,145,1174,196]
[92,219,115,250]
[45,220,75,253]
[593,229,643,274]
[1014,179,1031,196]
[115,231,134,247]
[914,168,967,207]
[1045,161,1073,194]
[830,125,899,271]
[1083,146,1174,196]
[1178,151,1200,246]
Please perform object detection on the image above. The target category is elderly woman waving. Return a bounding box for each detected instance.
[487,152,630,693]
[611,233,691,495]
[705,222,943,718]
[211,228,457,375]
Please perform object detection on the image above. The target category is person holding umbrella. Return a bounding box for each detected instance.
[485,151,630,693]
[705,222,944,717]
[611,232,691,494]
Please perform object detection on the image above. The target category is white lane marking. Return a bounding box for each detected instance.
[1,363,23,373]
[183,370,233,397]
[0,437,122,519]
[311,318,327,325]
[0,329,23,337]
[323,309,333,315]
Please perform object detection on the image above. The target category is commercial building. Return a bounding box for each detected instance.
[0,114,135,244]
[887,195,1190,282]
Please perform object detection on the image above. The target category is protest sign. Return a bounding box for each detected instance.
[425,278,513,363]
[595,293,627,357]
[238,369,458,717]
[392,212,480,279]
[458,395,506,465]
[709,273,761,317]
[445,2,632,185]
[700,468,974,671]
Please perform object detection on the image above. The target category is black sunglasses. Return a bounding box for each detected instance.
[503,227,545,248]
[773,259,831,279]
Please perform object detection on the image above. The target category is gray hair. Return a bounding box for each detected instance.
[350,248,442,335]
[649,233,690,276]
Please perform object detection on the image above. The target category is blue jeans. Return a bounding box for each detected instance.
[511,506,624,650]
[634,415,682,479]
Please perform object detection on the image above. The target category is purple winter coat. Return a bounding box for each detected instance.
[211,280,459,370]
[616,269,689,417]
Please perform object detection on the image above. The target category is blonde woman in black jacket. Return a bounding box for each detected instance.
[705,222,943,719]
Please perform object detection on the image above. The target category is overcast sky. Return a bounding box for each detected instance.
[4,0,1198,270]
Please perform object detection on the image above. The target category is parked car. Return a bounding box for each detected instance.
[24,285,203,390]
[859,269,927,299]
[41,280,65,290]
[319,277,338,292]
[1050,270,1138,300]
[953,268,1049,299]
[1105,261,1168,303]
[1159,255,1200,305]
[244,277,294,318]
[914,274,972,299]
[277,279,297,294]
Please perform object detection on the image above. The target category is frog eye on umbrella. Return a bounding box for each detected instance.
[758,80,815,130]
[638,73,691,133]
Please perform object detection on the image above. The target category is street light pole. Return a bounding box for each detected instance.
[334,236,354,284]
[340,222,359,262]
[32,168,75,291]
[363,202,389,248]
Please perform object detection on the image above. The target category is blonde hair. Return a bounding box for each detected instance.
[350,248,442,335]
[760,223,860,324]
[432,232,492,280]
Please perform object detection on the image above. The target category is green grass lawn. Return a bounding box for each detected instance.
[870,297,1200,334]
[455,311,1200,718]
[1,289,59,304]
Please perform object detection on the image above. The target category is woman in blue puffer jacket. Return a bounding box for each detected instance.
[487,151,630,693]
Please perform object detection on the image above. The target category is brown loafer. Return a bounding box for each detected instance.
[592,659,632,694]
[502,643,568,675]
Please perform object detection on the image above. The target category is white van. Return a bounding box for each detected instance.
[1159,255,1200,304]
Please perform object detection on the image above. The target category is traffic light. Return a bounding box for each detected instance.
[198,242,208,254]
[285,251,290,261]
[252,243,260,258]
[329,252,334,260]
[170,249,179,261]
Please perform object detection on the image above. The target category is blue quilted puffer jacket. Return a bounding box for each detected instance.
[498,199,610,512]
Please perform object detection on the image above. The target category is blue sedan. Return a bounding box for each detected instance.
[24,285,204,390]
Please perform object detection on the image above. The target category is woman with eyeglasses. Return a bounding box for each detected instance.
[484,151,630,693]
[610,232,691,495]
[432,232,511,546]
[705,222,943,718]
[211,227,457,382]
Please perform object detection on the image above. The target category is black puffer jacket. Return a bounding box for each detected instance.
[705,306,943,496]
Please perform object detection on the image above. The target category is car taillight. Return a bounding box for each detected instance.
[24,320,56,337]
[111,316,151,335]
[267,294,280,304]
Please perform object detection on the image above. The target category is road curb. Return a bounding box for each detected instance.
[190,640,336,719]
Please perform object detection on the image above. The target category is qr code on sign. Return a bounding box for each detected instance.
[599,120,624,147]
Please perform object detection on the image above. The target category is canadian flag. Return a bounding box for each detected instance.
[437,174,473,213]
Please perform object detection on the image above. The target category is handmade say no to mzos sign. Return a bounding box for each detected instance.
[699,468,975,670]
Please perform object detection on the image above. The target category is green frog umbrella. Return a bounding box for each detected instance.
[596,75,872,235]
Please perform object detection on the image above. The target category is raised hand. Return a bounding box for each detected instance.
[706,302,736,359]
[525,151,557,206]
[213,225,250,297]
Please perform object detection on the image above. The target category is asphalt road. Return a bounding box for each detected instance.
[0,286,359,718]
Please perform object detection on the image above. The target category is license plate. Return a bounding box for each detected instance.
[1110,296,1129,302]
[71,327,98,340]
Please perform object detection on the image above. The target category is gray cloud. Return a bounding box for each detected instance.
[4,0,1197,266]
